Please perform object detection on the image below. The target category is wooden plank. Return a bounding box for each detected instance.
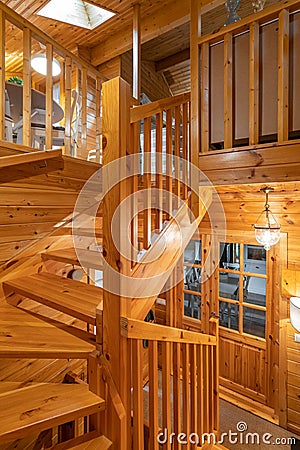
[42,247,104,271]
[0,149,62,169]
[64,56,72,156]
[278,9,289,142]
[51,433,111,449]
[0,10,5,141]
[162,341,171,450]
[182,102,189,198]
[224,33,233,149]
[0,303,95,359]
[155,112,163,230]
[143,116,152,248]
[130,92,190,123]
[0,382,104,445]
[148,340,159,450]
[166,108,173,215]
[81,68,88,159]
[4,272,103,325]
[201,42,210,153]
[132,339,144,449]
[95,78,102,162]
[182,344,190,438]
[22,27,31,147]
[190,344,197,450]
[46,42,53,150]
[121,317,216,345]
[173,342,181,449]
[249,22,259,145]
[132,3,141,101]
[174,105,181,208]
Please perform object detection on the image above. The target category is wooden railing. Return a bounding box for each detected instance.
[121,316,219,449]
[192,0,300,153]
[0,2,104,161]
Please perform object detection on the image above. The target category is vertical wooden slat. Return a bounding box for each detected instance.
[0,10,5,141]
[156,112,163,230]
[249,22,260,145]
[174,105,181,209]
[197,344,204,439]
[22,27,31,147]
[209,318,219,434]
[190,344,197,450]
[131,121,140,263]
[59,62,66,127]
[278,9,289,142]
[182,344,190,439]
[96,77,102,163]
[133,3,141,101]
[144,116,152,248]
[149,340,159,450]
[224,33,233,149]
[64,56,72,155]
[166,108,173,216]
[88,351,101,433]
[162,341,171,450]
[46,43,53,150]
[132,339,144,449]
[182,102,188,199]
[173,342,181,450]
[203,345,210,434]
[201,42,210,152]
[81,68,87,159]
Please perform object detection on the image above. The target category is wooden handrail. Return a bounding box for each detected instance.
[121,317,217,345]
[130,92,190,123]
[0,2,105,80]
[198,0,300,45]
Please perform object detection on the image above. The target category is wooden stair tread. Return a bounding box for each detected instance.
[67,435,112,449]
[0,149,62,169]
[42,247,104,270]
[0,303,95,358]
[0,382,105,445]
[4,273,103,325]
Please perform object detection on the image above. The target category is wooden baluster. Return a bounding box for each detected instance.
[209,317,219,434]
[249,22,259,145]
[46,43,53,150]
[132,339,144,449]
[190,344,197,449]
[224,33,233,149]
[64,56,72,155]
[149,340,159,450]
[278,9,289,142]
[166,108,173,217]
[182,344,190,441]
[174,105,181,208]
[204,345,210,434]
[156,112,163,230]
[131,121,140,262]
[81,68,87,159]
[201,42,210,153]
[133,3,141,102]
[197,344,204,440]
[96,77,102,163]
[0,10,5,141]
[173,341,181,450]
[162,341,172,450]
[144,116,152,248]
[182,102,188,199]
[22,27,31,147]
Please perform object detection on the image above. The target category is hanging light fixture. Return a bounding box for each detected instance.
[253,186,281,250]
[290,297,300,333]
[31,54,61,77]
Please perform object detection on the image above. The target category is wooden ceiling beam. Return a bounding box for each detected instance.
[91,0,224,67]
[155,48,190,72]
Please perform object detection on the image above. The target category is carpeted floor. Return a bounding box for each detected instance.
[220,399,300,449]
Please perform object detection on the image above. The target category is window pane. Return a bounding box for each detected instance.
[220,242,240,270]
[219,301,239,331]
[243,307,265,338]
[184,266,201,293]
[219,271,239,300]
[184,240,202,264]
[244,245,266,274]
[184,293,201,320]
[243,276,266,307]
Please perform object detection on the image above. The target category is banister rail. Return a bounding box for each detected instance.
[0,2,104,161]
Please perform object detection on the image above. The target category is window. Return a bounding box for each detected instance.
[184,239,202,320]
[218,242,267,338]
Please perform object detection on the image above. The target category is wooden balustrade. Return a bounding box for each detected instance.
[0,2,104,161]
[121,316,219,449]
[193,0,300,153]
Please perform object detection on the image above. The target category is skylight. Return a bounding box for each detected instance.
[37,0,115,30]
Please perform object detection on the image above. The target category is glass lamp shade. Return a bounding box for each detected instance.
[290,297,300,332]
[31,54,61,77]
[253,209,280,250]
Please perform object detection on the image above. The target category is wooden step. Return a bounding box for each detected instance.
[42,247,104,271]
[60,435,112,450]
[0,382,105,445]
[0,149,62,169]
[4,272,103,325]
[0,303,95,358]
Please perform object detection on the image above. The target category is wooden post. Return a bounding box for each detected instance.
[224,33,233,149]
[0,10,5,141]
[22,27,31,147]
[249,22,259,145]
[64,56,72,156]
[96,77,102,163]
[278,9,289,142]
[102,77,132,450]
[46,43,53,150]
[133,3,141,102]
[201,42,210,152]
[81,68,87,159]
[209,316,219,435]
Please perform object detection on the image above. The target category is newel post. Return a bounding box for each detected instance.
[101,77,132,450]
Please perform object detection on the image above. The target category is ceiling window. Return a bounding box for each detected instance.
[37,0,115,30]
